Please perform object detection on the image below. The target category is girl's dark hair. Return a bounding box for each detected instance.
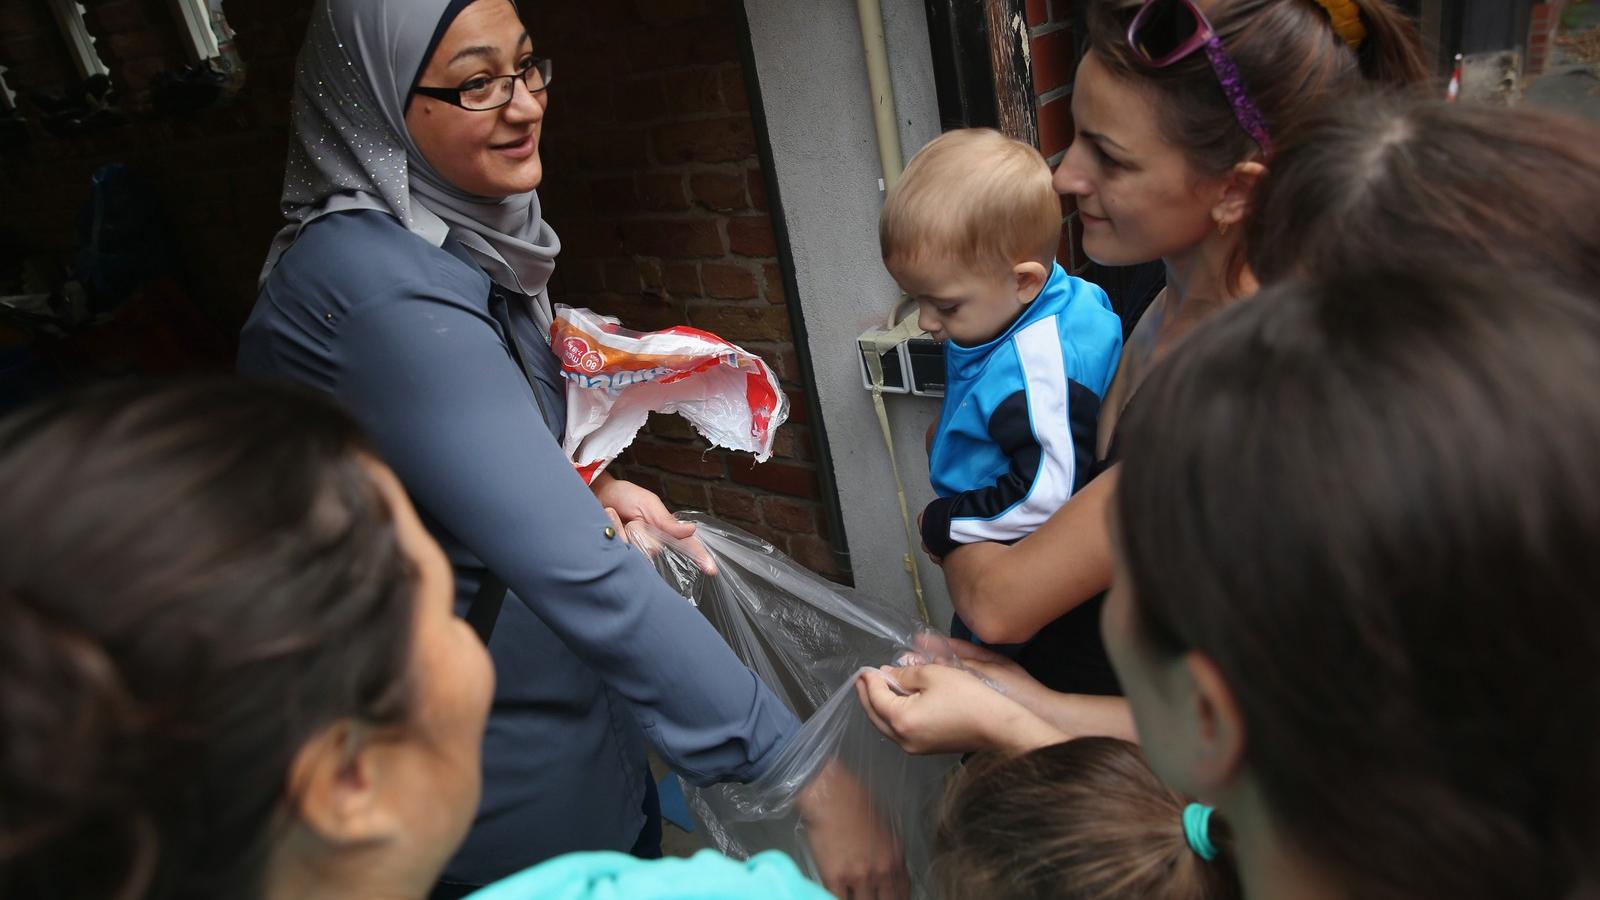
[1116,268,1600,899]
[1247,95,1600,293]
[1087,0,1429,175]
[936,738,1240,900]
[0,379,418,900]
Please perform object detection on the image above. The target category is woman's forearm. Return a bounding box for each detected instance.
[942,467,1118,643]
[1033,692,1138,742]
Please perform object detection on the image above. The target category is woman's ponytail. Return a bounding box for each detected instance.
[1349,0,1432,87]
[0,597,164,900]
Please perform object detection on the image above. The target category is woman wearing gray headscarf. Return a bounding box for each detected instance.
[239,2,905,898]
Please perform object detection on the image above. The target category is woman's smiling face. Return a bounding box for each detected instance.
[405,0,548,198]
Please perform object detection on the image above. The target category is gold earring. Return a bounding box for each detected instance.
[1217,220,1230,237]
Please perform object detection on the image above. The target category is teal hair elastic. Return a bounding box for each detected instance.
[1183,803,1218,861]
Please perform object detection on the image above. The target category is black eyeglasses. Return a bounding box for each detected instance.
[412,57,552,111]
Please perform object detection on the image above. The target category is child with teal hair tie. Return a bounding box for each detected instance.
[935,738,1239,900]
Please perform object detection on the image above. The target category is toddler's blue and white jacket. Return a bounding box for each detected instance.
[921,262,1122,558]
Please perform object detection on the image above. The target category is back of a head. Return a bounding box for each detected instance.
[880,127,1062,271]
[1247,95,1600,293]
[0,379,416,900]
[1117,268,1600,898]
[935,738,1240,900]
[1087,0,1429,176]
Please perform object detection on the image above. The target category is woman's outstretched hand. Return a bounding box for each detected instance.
[796,758,911,900]
[589,473,717,573]
[856,662,1067,755]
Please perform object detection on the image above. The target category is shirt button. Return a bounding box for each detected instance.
[603,526,616,540]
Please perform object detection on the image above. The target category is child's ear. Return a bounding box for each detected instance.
[1183,651,1248,794]
[287,720,404,847]
[1213,160,1266,234]
[1013,261,1050,304]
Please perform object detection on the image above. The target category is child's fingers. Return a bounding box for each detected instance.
[856,673,903,740]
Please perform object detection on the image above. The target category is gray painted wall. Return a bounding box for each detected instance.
[743,0,953,627]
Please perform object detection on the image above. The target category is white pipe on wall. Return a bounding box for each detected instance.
[856,0,906,190]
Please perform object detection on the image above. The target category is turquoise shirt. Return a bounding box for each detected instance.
[464,850,831,900]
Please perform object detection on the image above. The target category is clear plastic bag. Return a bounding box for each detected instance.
[627,514,963,898]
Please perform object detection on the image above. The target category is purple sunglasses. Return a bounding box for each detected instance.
[1127,0,1274,158]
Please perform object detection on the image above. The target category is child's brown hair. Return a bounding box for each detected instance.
[936,738,1239,900]
[879,128,1062,273]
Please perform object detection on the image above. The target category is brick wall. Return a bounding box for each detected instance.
[1527,2,1566,75]
[527,0,847,580]
[1026,0,1085,273]
[0,0,849,580]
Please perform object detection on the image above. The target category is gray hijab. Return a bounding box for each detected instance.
[261,0,558,330]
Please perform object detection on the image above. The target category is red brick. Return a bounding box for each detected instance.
[663,68,726,116]
[561,222,628,258]
[626,25,696,71]
[1031,28,1075,96]
[700,262,759,299]
[688,304,792,342]
[1037,95,1073,158]
[590,176,639,214]
[690,171,748,211]
[621,219,725,258]
[639,259,665,290]
[558,259,606,293]
[762,262,786,304]
[629,440,727,478]
[784,389,809,425]
[729,459,819,498]
[761,495,821,533]
[709,485,761,524]
[662,261,702,295]
[728,215,777,257]
[605,261,643,293]
[1026,0,1049,28]
[747,168,768,211]
[614,75,669,123]
[721,66,749,112]
[647,413,700,441]
[789,534,841,575]
[769,427,814,462]
[570,127,652,170]
[638,173,691,211]
[653,117,756,164]
[661,476,709,510]
[772,345,802,385]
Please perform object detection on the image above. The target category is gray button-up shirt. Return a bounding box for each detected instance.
[240,209,798,886]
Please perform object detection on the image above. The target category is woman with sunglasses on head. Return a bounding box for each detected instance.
[240,2,903,898]
[860,0,1426,751]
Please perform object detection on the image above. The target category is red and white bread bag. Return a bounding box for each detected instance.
[552,305,789,484]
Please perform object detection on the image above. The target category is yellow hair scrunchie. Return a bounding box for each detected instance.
[1313,0,1367,49]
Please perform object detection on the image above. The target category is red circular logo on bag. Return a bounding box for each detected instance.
[560,336,591,369]
[579,351,605,373]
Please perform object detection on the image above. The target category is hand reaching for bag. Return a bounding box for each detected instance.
[856,660,1067,756]
[796,758,910,900]
[590,472,717,574]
